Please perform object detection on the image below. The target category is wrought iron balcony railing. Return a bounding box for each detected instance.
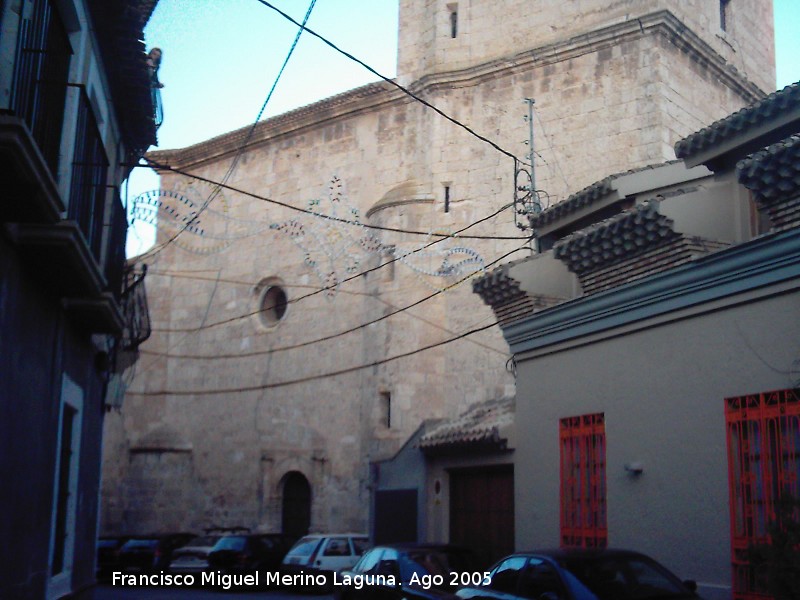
[10,0,72,177]
[119,264,151,351]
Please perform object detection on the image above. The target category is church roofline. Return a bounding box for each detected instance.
[147,10,764,171]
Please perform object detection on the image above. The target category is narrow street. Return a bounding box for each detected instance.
[95,584,332,600]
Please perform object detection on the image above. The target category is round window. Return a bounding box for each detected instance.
[259,284,288,327]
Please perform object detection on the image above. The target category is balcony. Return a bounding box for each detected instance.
[9,0,72,179]
[1,0,159,337]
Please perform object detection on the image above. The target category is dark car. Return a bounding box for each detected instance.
[456,549,703,600]
[207,533,295,578]
[117,533,196,573]
[336,543,482,600]
[96,535,130,579]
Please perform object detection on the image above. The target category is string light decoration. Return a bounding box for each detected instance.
[270,176,486,297]
[131,183,272,255]
[132,176,486,295]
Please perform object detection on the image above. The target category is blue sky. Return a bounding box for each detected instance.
[127,0,800,255]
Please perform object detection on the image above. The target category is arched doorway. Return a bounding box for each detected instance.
[281,471,311,538]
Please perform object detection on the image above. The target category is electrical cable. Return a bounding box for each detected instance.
[139,158,531,241]
[127,317,504,396]
[147,200,517,334]
[142,0,318,260]
[254,0,530,166]
[141,243,528,357]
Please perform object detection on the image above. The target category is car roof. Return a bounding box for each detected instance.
[373,543,473,552]
[511,548,652,561]
[298,533,368,539]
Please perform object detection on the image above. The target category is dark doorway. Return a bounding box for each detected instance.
[449,465,514,567]
[281,471,311,538]
[374,489,418,544]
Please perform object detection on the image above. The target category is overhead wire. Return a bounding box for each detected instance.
[127,315,507,396]
[146,200,517,334]
[141,158,531,241]
[141,0,319,261]
[254,0,531,167]
[140,242,528,357]
[133,0,543,259]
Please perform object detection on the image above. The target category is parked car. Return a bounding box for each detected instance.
[167,528,238,576]
[117,533,196,573]
[206,533,296,577]
[336,543,481,600]
[455,549,703,600]
[96,535,130,579]
[282,533,370,579]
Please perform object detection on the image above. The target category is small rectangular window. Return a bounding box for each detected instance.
[447,3,458,38]
[444,185,451,213]
[720,0,731,31]
[380,391,391,429]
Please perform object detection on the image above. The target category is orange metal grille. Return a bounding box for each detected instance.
[560,413,607,549]
[726,389,800,600]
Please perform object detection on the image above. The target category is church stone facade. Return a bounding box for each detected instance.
[101,0,774,536]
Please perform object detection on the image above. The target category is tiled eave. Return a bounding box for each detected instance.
[473,260,565,327]
[419,397,514,456]
[674,81,800,171]
[503,228,800,358]
[529,177,615,230]
[473,261,530,306]
[528,161,706,238]
[737,135,800,205]
[553,202,678,275]
[87,0,159,157]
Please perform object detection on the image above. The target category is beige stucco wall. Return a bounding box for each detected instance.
[101,1,775,536]
[513,288,800,598]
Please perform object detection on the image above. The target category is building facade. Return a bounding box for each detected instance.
[101,0,775,540]
[474,83,800,599]
[0,0,156,598]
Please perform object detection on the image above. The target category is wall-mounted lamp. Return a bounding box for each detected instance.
[624,462,644,476]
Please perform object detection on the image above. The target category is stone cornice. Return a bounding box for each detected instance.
[149,82,404,170]
[148,10,763,171]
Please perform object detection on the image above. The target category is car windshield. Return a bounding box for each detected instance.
[185,535,217,547]
[400,549,477,584]
[212,536,247,551]
[122,539,158,549]
[560,555,690,600]
[286,537,322,557]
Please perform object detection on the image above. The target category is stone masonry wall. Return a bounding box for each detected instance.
[101,3,774,536]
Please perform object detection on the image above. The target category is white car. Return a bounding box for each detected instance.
[282,534,370,577]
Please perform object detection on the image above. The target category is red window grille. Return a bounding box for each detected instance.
[560,413,607,549]
[726,389,800,600]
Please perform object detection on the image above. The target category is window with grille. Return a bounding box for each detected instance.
[726,389,800,600]
[69,89,109,260]
[560,413,607,549]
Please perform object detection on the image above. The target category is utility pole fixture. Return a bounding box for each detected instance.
[514,98,542,231]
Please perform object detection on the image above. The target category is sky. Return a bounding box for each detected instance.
[126,0,800,256]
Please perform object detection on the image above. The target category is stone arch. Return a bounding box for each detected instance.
[280,470,311,538]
